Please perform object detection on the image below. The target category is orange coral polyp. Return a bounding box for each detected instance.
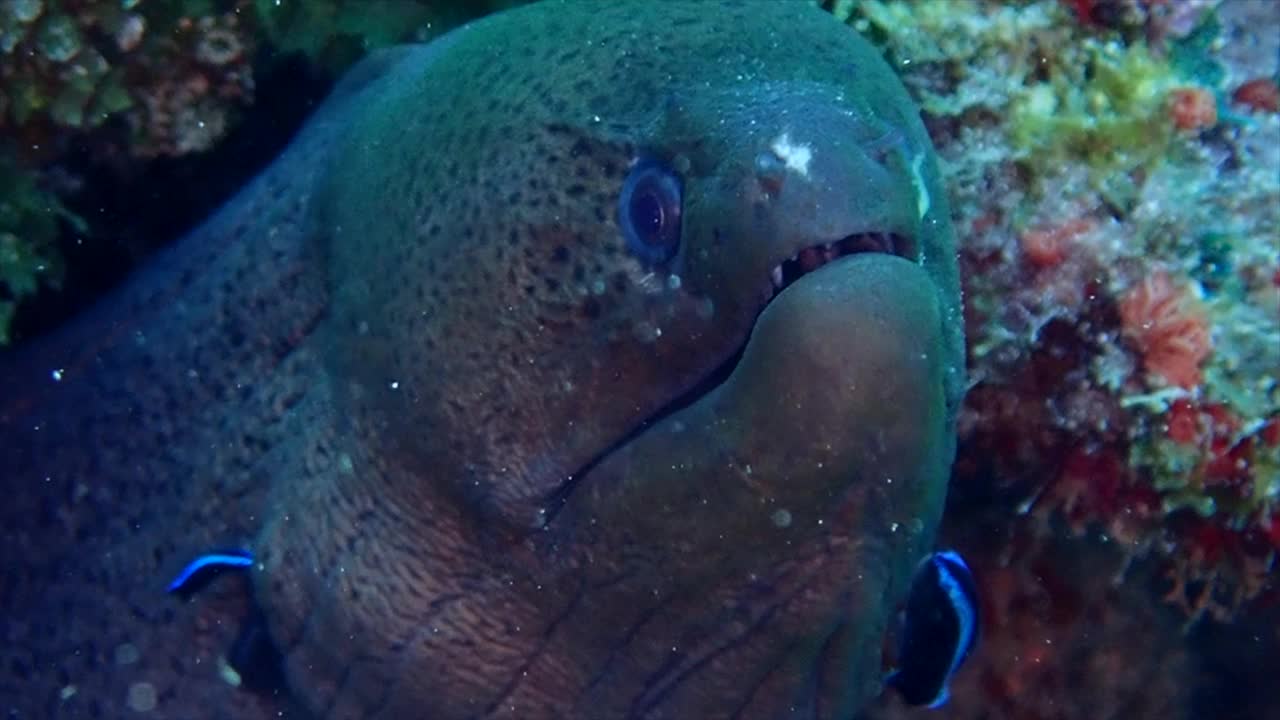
[1165,399,1203,445]
[1169,87,1218,131]
[1020,218,1094,269]
[1118,271,1212,389]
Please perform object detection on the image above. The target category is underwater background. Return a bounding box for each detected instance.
[1,0,1277,718]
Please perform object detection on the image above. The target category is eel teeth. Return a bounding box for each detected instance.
[765,232,907,301]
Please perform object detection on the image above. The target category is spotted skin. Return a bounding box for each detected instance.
[0,2,963,719]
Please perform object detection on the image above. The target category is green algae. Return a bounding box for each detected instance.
[1009,38,1178,206]
[35,12,82,63]
[0,153,84,344]
[1169,13,1225,89]
[253,0,531,71]
[842,0,1210,204]
[1,0,529,346]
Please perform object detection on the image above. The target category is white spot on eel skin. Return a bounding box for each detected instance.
[768,132,813,178]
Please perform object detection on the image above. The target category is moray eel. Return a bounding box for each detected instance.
[0,1,963,718]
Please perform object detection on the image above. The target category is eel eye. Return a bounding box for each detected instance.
[619,159,682,264]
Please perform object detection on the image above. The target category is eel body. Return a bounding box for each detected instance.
[0,2,964,718]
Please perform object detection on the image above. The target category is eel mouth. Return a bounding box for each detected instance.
[767,232,910,300]
[540,230,914,523]
[695,230,915,423]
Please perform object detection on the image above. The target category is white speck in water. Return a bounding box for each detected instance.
[114,643,140,666]
[127,682,157,712]
[59,686,77,701]
[632,321,662,343]
[889,522,900,533]
[772,509,793,528]
[666,274,682,291]
[389,381,399,390]
[50,368,63,382]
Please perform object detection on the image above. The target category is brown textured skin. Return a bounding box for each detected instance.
[0,2,963,719]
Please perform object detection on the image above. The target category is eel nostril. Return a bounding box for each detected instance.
[754,151,787,195]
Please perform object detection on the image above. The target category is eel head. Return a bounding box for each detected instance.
[251,3,963,718]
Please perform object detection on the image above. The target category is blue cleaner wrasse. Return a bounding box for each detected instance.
[887,550,980,708]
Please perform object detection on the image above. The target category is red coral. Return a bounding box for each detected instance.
[1199,404,1251,488]
[1164,399,1202,444]
[1020,218,1094,269]
[1169,87,1218,131]
[1164,401,1254,490]
[1118,270,1211,389]
[1232,78,1280,114]
[1266,513,1280,552]
[1260,417,1280,447]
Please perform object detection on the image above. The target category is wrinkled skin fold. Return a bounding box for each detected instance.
[0,2,963,718]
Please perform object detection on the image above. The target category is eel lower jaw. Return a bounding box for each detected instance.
[539,230,917,527]
[534,251,945,713]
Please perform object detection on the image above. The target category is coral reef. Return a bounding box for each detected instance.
[825,0,1278,716]
[864,509,1197,720]
[835,0,1278,619]
[0,0,256,159]
[253,0,528,72]
[0,0,529,160]
[0,0,260,342]
[0,151,82,344]
[0,0,522,343]
[864,498,1280,720]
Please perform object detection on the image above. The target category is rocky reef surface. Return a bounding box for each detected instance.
[828,1,1278,717]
